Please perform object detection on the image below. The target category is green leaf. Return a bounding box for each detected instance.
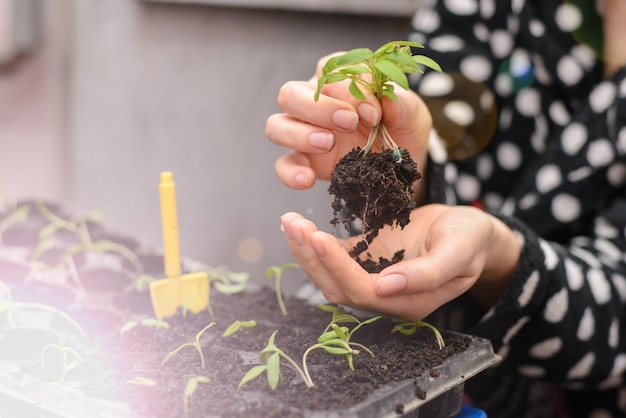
[413,55,443,73]
[382,89,398,102]
[384,50,419,72]
[212,281,247,294]
[374,40,424,55]
[321,345,353,355]
[265,266,279,278]
[185,379,198,396]
[314,73,350,102]
[374,60,410,89]
[348,80,366,100]
[223,322,241,337]
[120,321,138,334]
[127,377,157,386]
[195,322,216,344]
[267,330,278,346]
[331,324,349,341]
[185,376,210,397]
[332,313,359,324]
[317,329,339,343]
[227,271,250,283]
[324,48,373,73]
[317,304,338,313]
[266,352,281,390]
[238,365,267,389]
[322,73,350,84]
[339,65,370,76]
[320,338,352,355]
[358,316,382,327]
[162,344,191,365]
[135,275,153,292]
[141,318,170,329]
[223,320,256,337]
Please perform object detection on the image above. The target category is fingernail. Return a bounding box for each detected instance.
[357,103,379,126]
[332,109,359,131]
[308,132,334,150]
[294,173,309,188]
[376,274,407,295]
[283,221,305,246]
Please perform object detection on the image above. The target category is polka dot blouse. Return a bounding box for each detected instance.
[410,0,626,416]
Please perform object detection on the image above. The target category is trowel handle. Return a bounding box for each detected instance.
[160,171,181,278]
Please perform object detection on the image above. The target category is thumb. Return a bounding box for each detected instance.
[375,241,479,298]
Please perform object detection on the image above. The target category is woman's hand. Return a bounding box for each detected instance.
[280,205,520,321]
[603,0,626,78]
[266,53,433,192]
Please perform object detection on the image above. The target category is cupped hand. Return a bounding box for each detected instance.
[280,205,520,321]
[266,52,433,191]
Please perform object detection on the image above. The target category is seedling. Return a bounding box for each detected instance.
[208,265,250,295]
[0,299,85,336]
[314,41,442,269]
[265,262,300,316]
[392,320,445,350]
[183,376,210,418]
[181,282,210,319]
[127,377,157,386]
[239,330,312,389]
[0,204,29,244]
[33,201,145,276]
[202,265,250,317]
[309,304,381,371]
[240,307,381,390]
[222,320,257,337]
[314,41,441,157]
[120,318,170,334]
[40,343,83,387]
[162,322,215,369]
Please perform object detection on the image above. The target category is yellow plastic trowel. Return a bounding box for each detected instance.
[149,172,209,320]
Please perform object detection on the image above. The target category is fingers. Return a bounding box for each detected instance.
[266,113,335,154]
[308,229,377,307]
[276,78,383,131]
[274,152,317,190]
[280,212,459,321]
[380,88,432,161]
[375,208,489,299]
[280,212,348,304]
[301,223,450,320]
[376,244,478,298]
[277,81,361,132]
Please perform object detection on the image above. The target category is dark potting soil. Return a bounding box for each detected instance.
[0,201,474,418]
[107,287,470,418]
[328,148,421,273]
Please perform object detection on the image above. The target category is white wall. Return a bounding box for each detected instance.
[0,0,70,203]
[68,1,414,284]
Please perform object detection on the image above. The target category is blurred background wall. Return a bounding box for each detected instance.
[0,0,416,284]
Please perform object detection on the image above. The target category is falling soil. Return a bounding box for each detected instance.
[328,148,421,273]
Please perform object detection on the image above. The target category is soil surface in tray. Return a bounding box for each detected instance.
[0,201,469,418]
[104,288,470,418]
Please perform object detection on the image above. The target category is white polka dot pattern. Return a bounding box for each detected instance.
[577,308,595,341]
[544,287,568,323]
[411,0,626,415]
[529,337,562,359]
[567,353,595,380]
